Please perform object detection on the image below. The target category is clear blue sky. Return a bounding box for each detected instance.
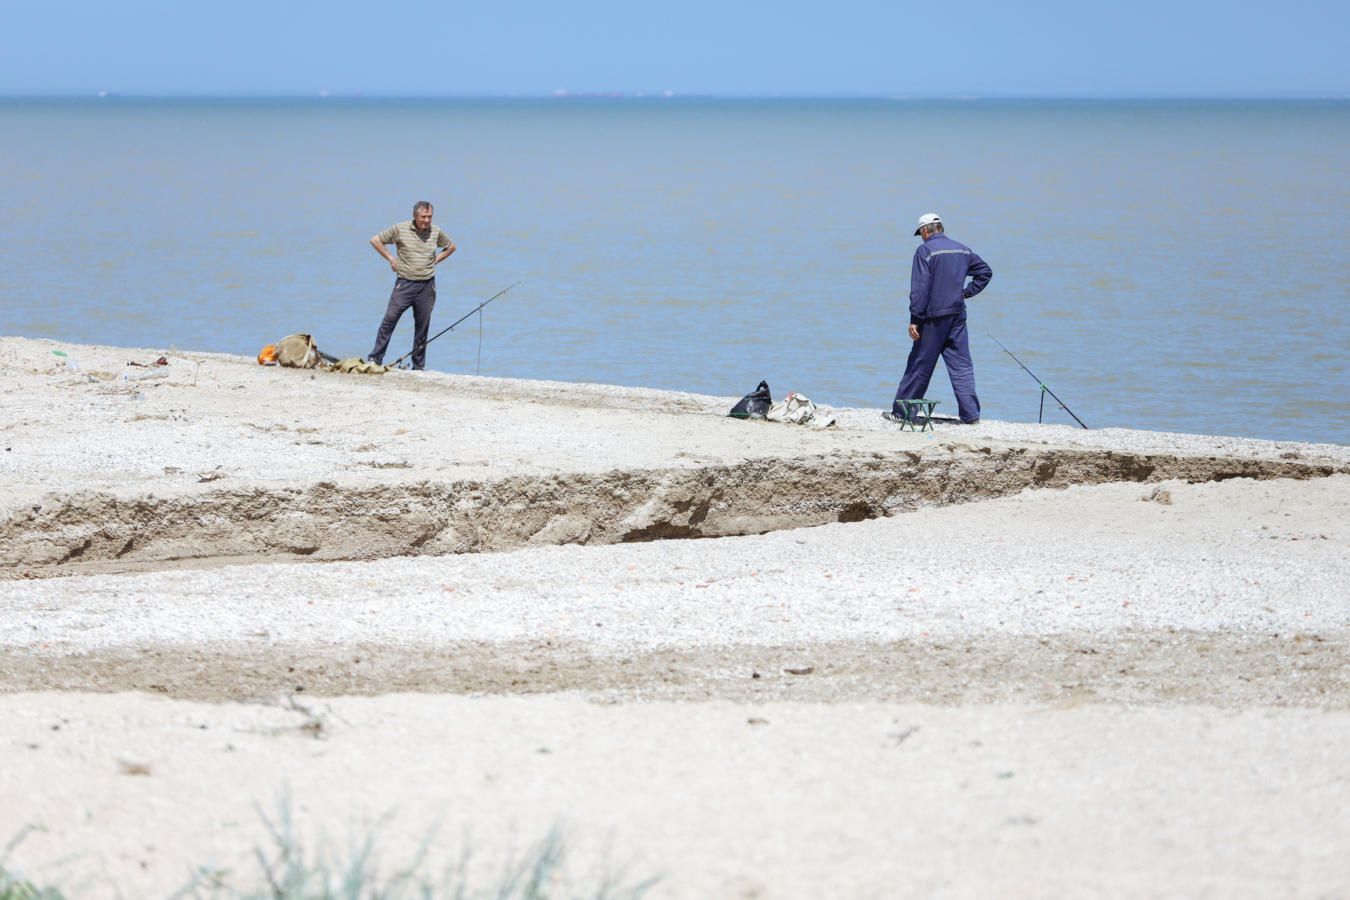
[3,0,1347,98]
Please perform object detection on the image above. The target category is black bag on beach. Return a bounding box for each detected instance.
[728,380,773,419]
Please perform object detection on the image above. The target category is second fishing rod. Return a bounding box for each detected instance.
[987,333,1089,429]
[388,281,521,370]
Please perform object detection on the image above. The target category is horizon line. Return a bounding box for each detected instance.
[2,91,1349,102]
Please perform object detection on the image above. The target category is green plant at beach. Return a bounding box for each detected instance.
[6,803,657,900]
[0,875,65,900]
[182,799,658,900]
[1,828,67,900]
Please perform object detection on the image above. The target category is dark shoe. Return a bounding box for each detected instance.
[881,411,910,424]
[959,419,981,425]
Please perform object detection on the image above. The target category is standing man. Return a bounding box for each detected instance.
[367,201,456,370]
[889,213,993,425]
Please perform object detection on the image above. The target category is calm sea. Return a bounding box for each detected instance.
[2,98,1347,444]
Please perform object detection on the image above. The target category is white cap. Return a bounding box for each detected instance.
[914,213,942,236]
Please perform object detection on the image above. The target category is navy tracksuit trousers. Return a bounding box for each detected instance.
[893,311,981,423]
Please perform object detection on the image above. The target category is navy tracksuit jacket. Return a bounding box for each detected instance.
[894,232,993,423]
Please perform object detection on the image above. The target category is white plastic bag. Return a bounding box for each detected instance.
[765,392,816,425]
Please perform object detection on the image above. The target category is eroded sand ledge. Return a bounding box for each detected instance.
[4,337,1350,898]
[8,448,1341,575]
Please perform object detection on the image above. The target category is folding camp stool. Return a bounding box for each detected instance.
[896,398,939,431]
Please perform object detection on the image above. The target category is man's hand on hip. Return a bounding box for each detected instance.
[389,258,399,273]
[909,324,921,341]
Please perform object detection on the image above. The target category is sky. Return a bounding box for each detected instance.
[2,0,1348,98]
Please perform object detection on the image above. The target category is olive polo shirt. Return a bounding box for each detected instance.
[376,220,453,281]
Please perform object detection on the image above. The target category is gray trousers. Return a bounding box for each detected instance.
[368,277,436,369]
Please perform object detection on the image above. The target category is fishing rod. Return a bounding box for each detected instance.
[987,333,1088,429]
[389,281,520,370]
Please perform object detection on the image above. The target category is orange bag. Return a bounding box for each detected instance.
[257,344,278,366]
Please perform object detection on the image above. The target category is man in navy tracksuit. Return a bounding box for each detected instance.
[891,213,993,425]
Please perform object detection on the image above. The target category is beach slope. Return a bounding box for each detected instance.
[2,337,1348,899]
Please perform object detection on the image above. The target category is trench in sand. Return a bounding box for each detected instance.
[5,632,1348,708]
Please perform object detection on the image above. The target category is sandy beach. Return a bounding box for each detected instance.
[3,335,1349,898]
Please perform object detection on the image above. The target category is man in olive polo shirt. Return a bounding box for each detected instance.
[367,200,456,370]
